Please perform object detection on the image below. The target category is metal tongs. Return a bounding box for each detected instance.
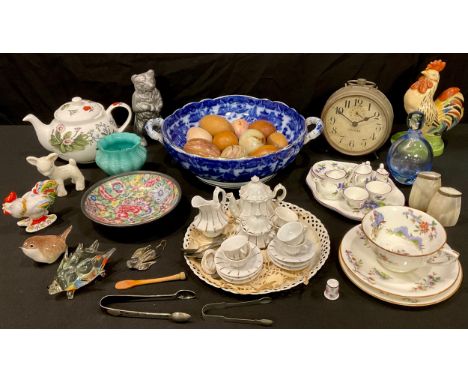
[202,297,273,327]
[182,236,227,259]
[99,290,196,323]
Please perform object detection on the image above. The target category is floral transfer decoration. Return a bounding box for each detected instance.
[50,124,90,153]
[83,173,180,226]
[369,210,386,239]
[344,249,392,284]
[413,272,442,291]
[403,209,438,240]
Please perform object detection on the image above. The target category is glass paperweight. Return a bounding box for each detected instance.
[387,112,433,185]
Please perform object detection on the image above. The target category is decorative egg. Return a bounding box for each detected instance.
[239,129,266,154]
[212,131,238,151]
[249,144,278,157]
[232,118,249,137]
[199,115,234,136]
[186,127,213,142]
[249,120,276,138]
[183,139,221,158]
[221,145,246,159]
[267,131,289,149]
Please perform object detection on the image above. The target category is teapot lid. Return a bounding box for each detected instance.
[54,97,104,123]
[239,176,274,202]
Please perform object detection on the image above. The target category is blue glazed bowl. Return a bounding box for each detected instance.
[96,132,147,175]
[145,95,323,187]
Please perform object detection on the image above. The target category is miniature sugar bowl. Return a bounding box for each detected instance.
[427,187,462,227]
[409,171,442,211]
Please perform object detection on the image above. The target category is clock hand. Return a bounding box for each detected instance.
[337,109,358,126]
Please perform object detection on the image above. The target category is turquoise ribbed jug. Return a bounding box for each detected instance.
[96,132,147,175]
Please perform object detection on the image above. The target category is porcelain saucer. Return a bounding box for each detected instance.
[339,247,463,307]
[306,161,405,221]
[214,243,263,284]
[340,225,461,298]
[267,239,318,271]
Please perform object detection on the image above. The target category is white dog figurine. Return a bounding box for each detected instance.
[26,153,85,197]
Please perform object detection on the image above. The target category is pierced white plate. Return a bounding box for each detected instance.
[306,160,405,221]
[340,225,461,298]
[183,201,330,295]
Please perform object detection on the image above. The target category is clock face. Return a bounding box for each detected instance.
[323,95,389,155]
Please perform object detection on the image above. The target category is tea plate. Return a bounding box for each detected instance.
[81,171,181,227]
[214,243,263,283]
[339,246,463,307]
[340,225,461,298]
[306,161,405,221]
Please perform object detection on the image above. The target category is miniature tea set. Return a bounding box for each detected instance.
[306,160,405,221]
[2,60,464,324]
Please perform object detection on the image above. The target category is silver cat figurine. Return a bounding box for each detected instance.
[131,69,163,145]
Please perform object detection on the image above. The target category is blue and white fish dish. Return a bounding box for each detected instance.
[145,95,323,188]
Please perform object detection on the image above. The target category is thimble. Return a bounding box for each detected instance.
[324,278,339,300]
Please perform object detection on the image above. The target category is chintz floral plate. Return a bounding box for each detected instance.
[306,160,405,221]
[81,171,181,227]
[340,225,461,298]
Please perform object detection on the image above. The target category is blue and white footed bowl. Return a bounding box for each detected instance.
[145,95,323,188]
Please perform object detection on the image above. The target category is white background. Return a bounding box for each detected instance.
[1,1,466,381]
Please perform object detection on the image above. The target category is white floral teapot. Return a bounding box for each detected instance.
[227,176,287,220]
[23,97,132,163]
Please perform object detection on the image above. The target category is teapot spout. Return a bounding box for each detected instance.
[23,114,54,152]
[227,192,240,218]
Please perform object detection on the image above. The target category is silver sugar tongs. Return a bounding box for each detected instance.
[99,289,196,323]
[202,297,273,327]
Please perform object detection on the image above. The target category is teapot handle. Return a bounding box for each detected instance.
[106,102,132,132]
[273,184,287,202]
[213,186,227,204]
[304,117,324,144]
[144,118,164,144]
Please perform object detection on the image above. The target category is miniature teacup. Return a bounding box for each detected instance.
[277,221,305,246]
[343,187,369,210]
[220,235,250,263]
[365,181,392,202]
[274,206,298,227]
[361,206,460,273]
[314,169,347,200]
[278,238,312,256]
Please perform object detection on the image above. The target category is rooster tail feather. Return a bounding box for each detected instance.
[32,180,59,199]
[435,88,464,132]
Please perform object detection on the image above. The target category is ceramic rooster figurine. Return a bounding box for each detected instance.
[404,60,464,139]
[2,179,58,233]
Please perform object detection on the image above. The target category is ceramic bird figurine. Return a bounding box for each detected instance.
[404,60,464,136]
[20,226,72,264]
[48,240,115,299]
[2,179,58,232]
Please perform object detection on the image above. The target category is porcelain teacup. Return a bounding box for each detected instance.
[343,186,369,210]
[220,235,251,268]
[361,206,460,273]
[365,181,392,203]
[274,206,298,227]
[277,221,305,246]
[314,169,346,200]
[278,238,312,256]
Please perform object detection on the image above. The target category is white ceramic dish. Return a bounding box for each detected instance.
[306,160,405,221]
[339,246,463,307]
[214,243,263,284]
[267,240,317,270]
[340,225,460,298]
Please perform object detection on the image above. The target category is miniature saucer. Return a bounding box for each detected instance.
[214,243,263,284]
[339,248,463,307]
[267,240,318,271]
[340,225,461,298]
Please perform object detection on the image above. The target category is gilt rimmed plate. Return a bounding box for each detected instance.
[340,225,461,299]
[81,171,181,227]
[339,247,463,307]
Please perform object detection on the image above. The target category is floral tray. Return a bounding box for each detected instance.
[306,160,405,221]
[183,201,330,295]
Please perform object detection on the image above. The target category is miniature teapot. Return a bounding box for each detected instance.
[227,176,286,220]
[23,97,132,163]
[347,161,373,187]
[313,169,347,200]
